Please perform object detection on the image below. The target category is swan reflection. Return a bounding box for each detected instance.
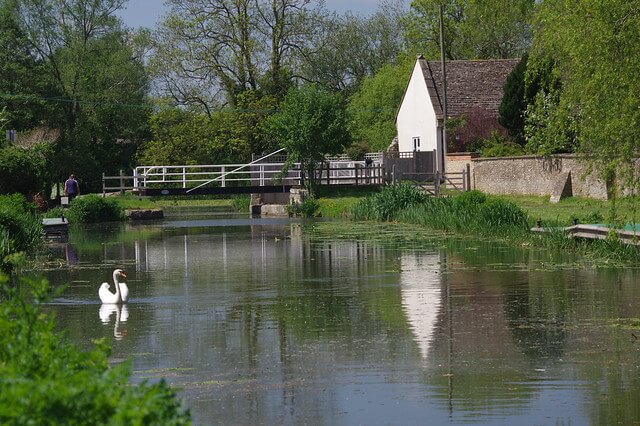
[400,253,443,361]
[99,303,129,340]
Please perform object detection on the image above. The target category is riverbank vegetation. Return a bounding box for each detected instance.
[350,186,640,265]
[0,194,41,272]
[0,274,190,424]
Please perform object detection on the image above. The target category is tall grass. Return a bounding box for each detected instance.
[353,187,529,236]
[351,186,640,265]
[0,194,42,271]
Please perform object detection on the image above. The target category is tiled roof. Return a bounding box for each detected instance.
[422,58,520,119]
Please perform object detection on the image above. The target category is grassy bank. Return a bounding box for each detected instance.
[349,186,640,266]
[498,194,640,227]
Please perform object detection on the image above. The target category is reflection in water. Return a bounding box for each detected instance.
[99,304,129,340]
[400,252,442,361]
[42,220,640,425]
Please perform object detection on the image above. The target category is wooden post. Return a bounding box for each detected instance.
[221,166,226,187]
[119,170,125,194]
[465,163,471,192]
[102,173,106,197]
[355,164,359,186]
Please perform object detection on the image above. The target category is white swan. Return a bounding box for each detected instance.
[98,269,128,304]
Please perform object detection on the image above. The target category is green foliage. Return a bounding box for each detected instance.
[287,197,320,218]
[0,273,190,424]
[352,187,529,236]
[231,195,251,212]
[137,108,252,166]
[66,195,123,223]
[268,84,350,192]
[345,141,371,161]
[0,1,55,131]
[476,131,524,157]
[0,194,41,272]
[522,59,578,155]
[304,6,407,93]
[406,0,534,59]
[499,55,528,145]
[347,59,413,152]
[529,0,640,190]
[15,1,152,192]
[352,184,428,222]
[0,145,47,196]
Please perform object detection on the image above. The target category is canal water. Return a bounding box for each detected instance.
[42,216,640,425]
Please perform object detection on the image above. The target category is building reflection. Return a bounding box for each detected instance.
[399,252,444,361]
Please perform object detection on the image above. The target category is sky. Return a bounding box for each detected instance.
[117,0,407,29]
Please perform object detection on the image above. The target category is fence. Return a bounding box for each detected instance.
[103,160,384,196]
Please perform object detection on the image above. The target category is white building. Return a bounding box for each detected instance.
[395,55,519,173]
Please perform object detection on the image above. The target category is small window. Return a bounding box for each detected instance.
[412,137,421,151]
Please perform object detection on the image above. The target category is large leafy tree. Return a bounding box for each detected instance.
[406,0,534,59]
[0,0,54,130]
[301,1,407,93]
[267,84,350,192]
[150,0,324,111]
[528,0,640,191]
[16,0,151,191]
[347,58,414,152]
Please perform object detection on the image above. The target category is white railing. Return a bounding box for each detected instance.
[133,163,301,189]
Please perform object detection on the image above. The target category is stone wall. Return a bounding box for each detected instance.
[445,152,478,174]
[471,155,610,200]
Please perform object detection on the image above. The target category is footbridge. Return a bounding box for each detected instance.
[102,150,386,196]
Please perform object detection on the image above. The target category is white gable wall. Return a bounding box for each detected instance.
[396,61,443,171]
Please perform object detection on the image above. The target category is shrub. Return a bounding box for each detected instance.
[287,197,320,218]
[67,195,123,223]
[0,274,191,424]
[0,146,47,196]
[0,194,41,272]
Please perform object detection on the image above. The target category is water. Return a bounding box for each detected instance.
[42,216,640,425]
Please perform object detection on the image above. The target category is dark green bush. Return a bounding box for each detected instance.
[0,194,41,272]
[0,274,191,424]
[67,195,123,223]
[0,146,47,196]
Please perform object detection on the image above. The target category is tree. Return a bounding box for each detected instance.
[137,108,252,166]
[347,58,413,152]
[301,1,407,93]
[406,0,534,59]
[528,0,640,192]
[0,0,54,130]
[150,0,325,111]
[16,0,151,191]
[499,54,528,145]
[267,84,350,192]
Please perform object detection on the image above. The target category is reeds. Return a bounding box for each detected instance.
[351,186,640,265]
[352,187,529,236]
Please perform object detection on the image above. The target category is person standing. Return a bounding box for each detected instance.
[64,174,80,202]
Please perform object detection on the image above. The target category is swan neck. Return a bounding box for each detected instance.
[113,271,121,297]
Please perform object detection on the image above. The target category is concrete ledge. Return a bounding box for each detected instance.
[259,204,288,216]
[125,209,164,220]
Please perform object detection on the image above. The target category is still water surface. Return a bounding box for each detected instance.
[43,216,640,425]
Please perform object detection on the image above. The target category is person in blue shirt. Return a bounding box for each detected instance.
[64,174,80,202]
